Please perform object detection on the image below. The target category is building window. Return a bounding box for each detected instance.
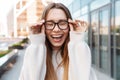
[91,12,99,65]
[90,0,110,11]
[99,9,110,74]
[90,6,111,75]
[79,14,88,42]
[72,0,80,12]
[115,1,120,80]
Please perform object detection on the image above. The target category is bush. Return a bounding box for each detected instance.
[0,49,12,57]
[8,43,24,50]
[8,37,29,50]
[19,37,29,44]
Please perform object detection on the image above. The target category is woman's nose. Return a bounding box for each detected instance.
[52,24,61,32]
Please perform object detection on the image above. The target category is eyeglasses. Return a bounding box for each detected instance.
[44,20,69,30]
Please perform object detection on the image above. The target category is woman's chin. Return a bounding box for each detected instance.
[52,43,63,50]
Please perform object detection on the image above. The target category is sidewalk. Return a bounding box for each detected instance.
[94,68,115,80]
[0,49,115,80]
[0,50,25,80]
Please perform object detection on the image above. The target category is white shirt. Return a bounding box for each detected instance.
[19,31,97,80]
[52,51,63,80]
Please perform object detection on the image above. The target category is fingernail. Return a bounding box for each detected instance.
[39,20,45,23]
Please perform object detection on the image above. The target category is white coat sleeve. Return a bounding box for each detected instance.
[19,33,46,80]
[68,31,91,80]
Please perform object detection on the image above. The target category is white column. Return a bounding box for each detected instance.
[0,13,8,37]
[14,4,18,37]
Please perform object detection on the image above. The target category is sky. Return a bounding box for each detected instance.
[0,0,19,15]
[0,0,18,36]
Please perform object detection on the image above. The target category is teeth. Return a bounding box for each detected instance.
[52,35,62,38]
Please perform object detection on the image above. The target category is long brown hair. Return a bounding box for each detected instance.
[41,3,72,80]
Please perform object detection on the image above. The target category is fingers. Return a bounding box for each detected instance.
[30,20,45,34]
[76,20,88,32]
[68,19,88,32]
[68,19,74,31]
[76,20,88,28]
[68,19,80,31]
[41,25,45,33]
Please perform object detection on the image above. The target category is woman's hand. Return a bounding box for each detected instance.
[68,19,88,32]
[29,20,45,34]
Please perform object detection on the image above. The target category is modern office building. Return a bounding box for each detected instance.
[64,0,120,80]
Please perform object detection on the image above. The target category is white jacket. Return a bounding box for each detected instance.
[19,31,97,80]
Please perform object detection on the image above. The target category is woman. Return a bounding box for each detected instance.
[19,3,97,80]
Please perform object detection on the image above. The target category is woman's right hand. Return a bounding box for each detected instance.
[29,20,45,34]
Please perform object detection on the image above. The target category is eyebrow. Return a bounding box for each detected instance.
[45,19,68,22]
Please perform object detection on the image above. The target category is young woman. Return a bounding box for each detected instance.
[19,3,97,80]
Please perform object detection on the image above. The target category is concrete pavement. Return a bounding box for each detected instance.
[94,68,115,80]
[0,50,25,80]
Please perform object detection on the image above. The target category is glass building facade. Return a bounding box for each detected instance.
[67,0,120,80]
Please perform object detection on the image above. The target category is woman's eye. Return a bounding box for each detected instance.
[59,21,68,26]
[46,22,53,26]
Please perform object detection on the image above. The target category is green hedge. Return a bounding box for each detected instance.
[0,37,29,57]
[9,37,29,50]
[0,49,12,57]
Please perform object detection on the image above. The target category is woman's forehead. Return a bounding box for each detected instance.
[46,8,67,21]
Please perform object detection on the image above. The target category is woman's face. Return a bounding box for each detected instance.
[45,8,69,50]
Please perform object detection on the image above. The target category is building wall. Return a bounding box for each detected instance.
[15,0,44,37]
[67,0,120,80]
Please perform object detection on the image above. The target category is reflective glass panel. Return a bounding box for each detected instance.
[115,1,120,80]
[99,9,109,73]
[90,0,110,11]
[91,12,99,65]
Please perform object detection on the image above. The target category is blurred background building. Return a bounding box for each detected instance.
[66,0,120,80]
[0,0,120,80]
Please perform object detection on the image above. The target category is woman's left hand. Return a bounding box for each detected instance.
[68,19,88,32]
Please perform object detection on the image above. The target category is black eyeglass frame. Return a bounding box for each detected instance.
[44,20,69,30]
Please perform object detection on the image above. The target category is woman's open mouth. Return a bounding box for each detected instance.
[51,34,63,42]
